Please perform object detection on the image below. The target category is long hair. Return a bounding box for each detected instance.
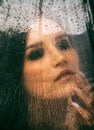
[0,30,94,130]
[0,29,30,130]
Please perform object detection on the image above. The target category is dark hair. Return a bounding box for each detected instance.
[0,29,30,130]
[0,30,94,130]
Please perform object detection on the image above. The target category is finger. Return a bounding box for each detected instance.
[75,72,91,91]
[74,87,91,106]
[72,102,92,125]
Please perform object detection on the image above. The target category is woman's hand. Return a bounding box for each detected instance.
[71,72,94,125]
[72,87,92,125]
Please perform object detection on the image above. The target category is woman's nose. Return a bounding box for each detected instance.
[51,50,67,68]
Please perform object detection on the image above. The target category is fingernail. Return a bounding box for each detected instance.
[79,71,85,77]
[72,102,80,108]
[74,87,82,93]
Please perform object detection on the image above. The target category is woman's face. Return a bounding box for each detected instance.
[22,20,80,99]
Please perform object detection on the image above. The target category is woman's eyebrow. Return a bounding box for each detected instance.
[55,34,68,41]
[25,41,43,50]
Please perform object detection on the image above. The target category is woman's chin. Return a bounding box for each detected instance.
[36,79,77,100]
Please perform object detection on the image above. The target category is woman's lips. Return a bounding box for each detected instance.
[54,70,75,82]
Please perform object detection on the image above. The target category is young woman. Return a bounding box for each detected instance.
[0,18,94,130]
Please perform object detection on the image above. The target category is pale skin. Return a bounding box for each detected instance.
[22,19,93,126]
[23,31,79,98]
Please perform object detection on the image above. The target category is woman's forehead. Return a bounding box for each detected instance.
[26,30,65,46]
[28,18,64,35]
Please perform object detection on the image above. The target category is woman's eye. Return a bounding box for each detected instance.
[56,40,71,51]
[28,49,44,60]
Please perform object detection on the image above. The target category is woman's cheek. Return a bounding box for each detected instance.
[66,50,79,71]
[23,60,48,86]
[22,63,52,98]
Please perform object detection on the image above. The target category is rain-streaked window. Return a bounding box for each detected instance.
[0,0,94,130]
